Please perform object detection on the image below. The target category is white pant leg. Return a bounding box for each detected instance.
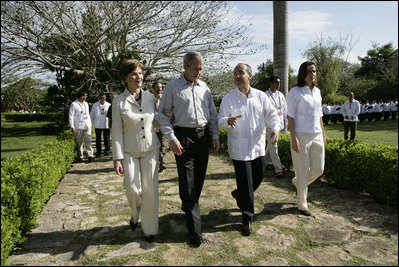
[124,154,142,225]
[123,149,159,235]
[266,131,283,173]
[139,148,159,235]
[74,130,84,159]
[291,132,324,211]
[83,129,93,157]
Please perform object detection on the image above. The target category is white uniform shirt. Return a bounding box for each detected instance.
[69,99,91,132]
[390,101,398,111]
[218,87,280,161]
[90,101,111,129]
[265,89,287,131]
[322,104,331,115]
[341,99,361,122]
[287,86,323,133]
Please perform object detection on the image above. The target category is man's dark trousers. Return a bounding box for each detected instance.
[233,156,266,224]
[95,128,110,156]
[343,121,357,140]
[173,126,210,236]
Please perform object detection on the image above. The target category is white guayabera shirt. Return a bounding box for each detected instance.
[218,87,280,161]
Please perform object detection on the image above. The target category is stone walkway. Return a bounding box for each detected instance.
[6,150,398,266]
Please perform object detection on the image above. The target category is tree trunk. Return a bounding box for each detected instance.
[273,1,289,98]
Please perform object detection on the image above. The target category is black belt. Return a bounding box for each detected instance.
[174,125,207,133]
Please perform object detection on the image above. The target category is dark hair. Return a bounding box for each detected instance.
[152,81,163,88]
[297,61,317,87]
[269,75,280,84]
[78,90,87,98]
[119,59,145,80]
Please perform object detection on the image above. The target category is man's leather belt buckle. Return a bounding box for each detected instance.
[195,127,205,133]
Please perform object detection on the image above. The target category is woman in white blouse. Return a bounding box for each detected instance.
[287,61,326,217]
[112,59,160,242]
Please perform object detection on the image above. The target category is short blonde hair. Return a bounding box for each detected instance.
[119,59,145,80]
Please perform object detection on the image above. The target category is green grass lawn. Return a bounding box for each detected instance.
[1,121,58,160]
[324,119,398,147]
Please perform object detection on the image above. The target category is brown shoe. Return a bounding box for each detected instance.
[242,222,252,236]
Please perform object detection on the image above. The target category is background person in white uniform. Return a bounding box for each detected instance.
[90,92,111,157]
[287,61,326,217]
[69,90,94,162]
[341,92,360,140]
[264,75,287,178]
[112,59,160,243]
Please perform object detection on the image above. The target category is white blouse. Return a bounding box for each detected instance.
[287,86,323,133]
[218,88,280,161]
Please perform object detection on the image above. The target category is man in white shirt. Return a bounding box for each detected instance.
[90,92,111,157]
[264,75,287,178]
[69,90,94,162]
[218,63,280,236]
[341,92,361,140]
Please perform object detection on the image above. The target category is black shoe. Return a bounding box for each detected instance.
[242,222,252,236]
[130,220,138,232]
[75,157,83,163]
[158,165,167,173]
[275,172,283,179]
[104,151,110,156]
[298,209,312,216]
[231,190,239,208]
[190,233,203,247]
[88,156,94,162]
[144,235,155,242]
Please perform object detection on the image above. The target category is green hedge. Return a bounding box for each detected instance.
[218,131,398,206]
[3,112,63,122]
[1,130,76,265]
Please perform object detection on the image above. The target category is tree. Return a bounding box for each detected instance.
[273,1,289,98]
[251,59,295,92]
[355,43,398,80]
[303,33,358,101]
[1,1,260,92]
[1,78,49,112]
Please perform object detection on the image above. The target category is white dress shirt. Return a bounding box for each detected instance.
[90,101,111,129]
[341,99,360,122]
[265,89,287,131]
[69,99,91,132]
[287,86,323,133]
[218,87,280,161]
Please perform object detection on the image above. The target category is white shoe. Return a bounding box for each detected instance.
[292,177,297,187]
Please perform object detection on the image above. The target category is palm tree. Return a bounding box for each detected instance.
[273,1,289,98]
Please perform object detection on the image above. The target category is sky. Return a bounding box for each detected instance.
[225,1,398,74]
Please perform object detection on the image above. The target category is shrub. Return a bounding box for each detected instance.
[219,131,398,205]
[1,130,75,265]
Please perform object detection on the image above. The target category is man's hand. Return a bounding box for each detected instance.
[170,138,183,156]
[270,130,279,145]
[227,115,242,128]
[114,160,124,176]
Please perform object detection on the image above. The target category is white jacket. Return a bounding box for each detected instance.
[112,89,160,159]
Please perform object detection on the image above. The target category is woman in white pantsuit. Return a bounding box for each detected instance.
[112,59,160,242]
[287,61,326,217]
